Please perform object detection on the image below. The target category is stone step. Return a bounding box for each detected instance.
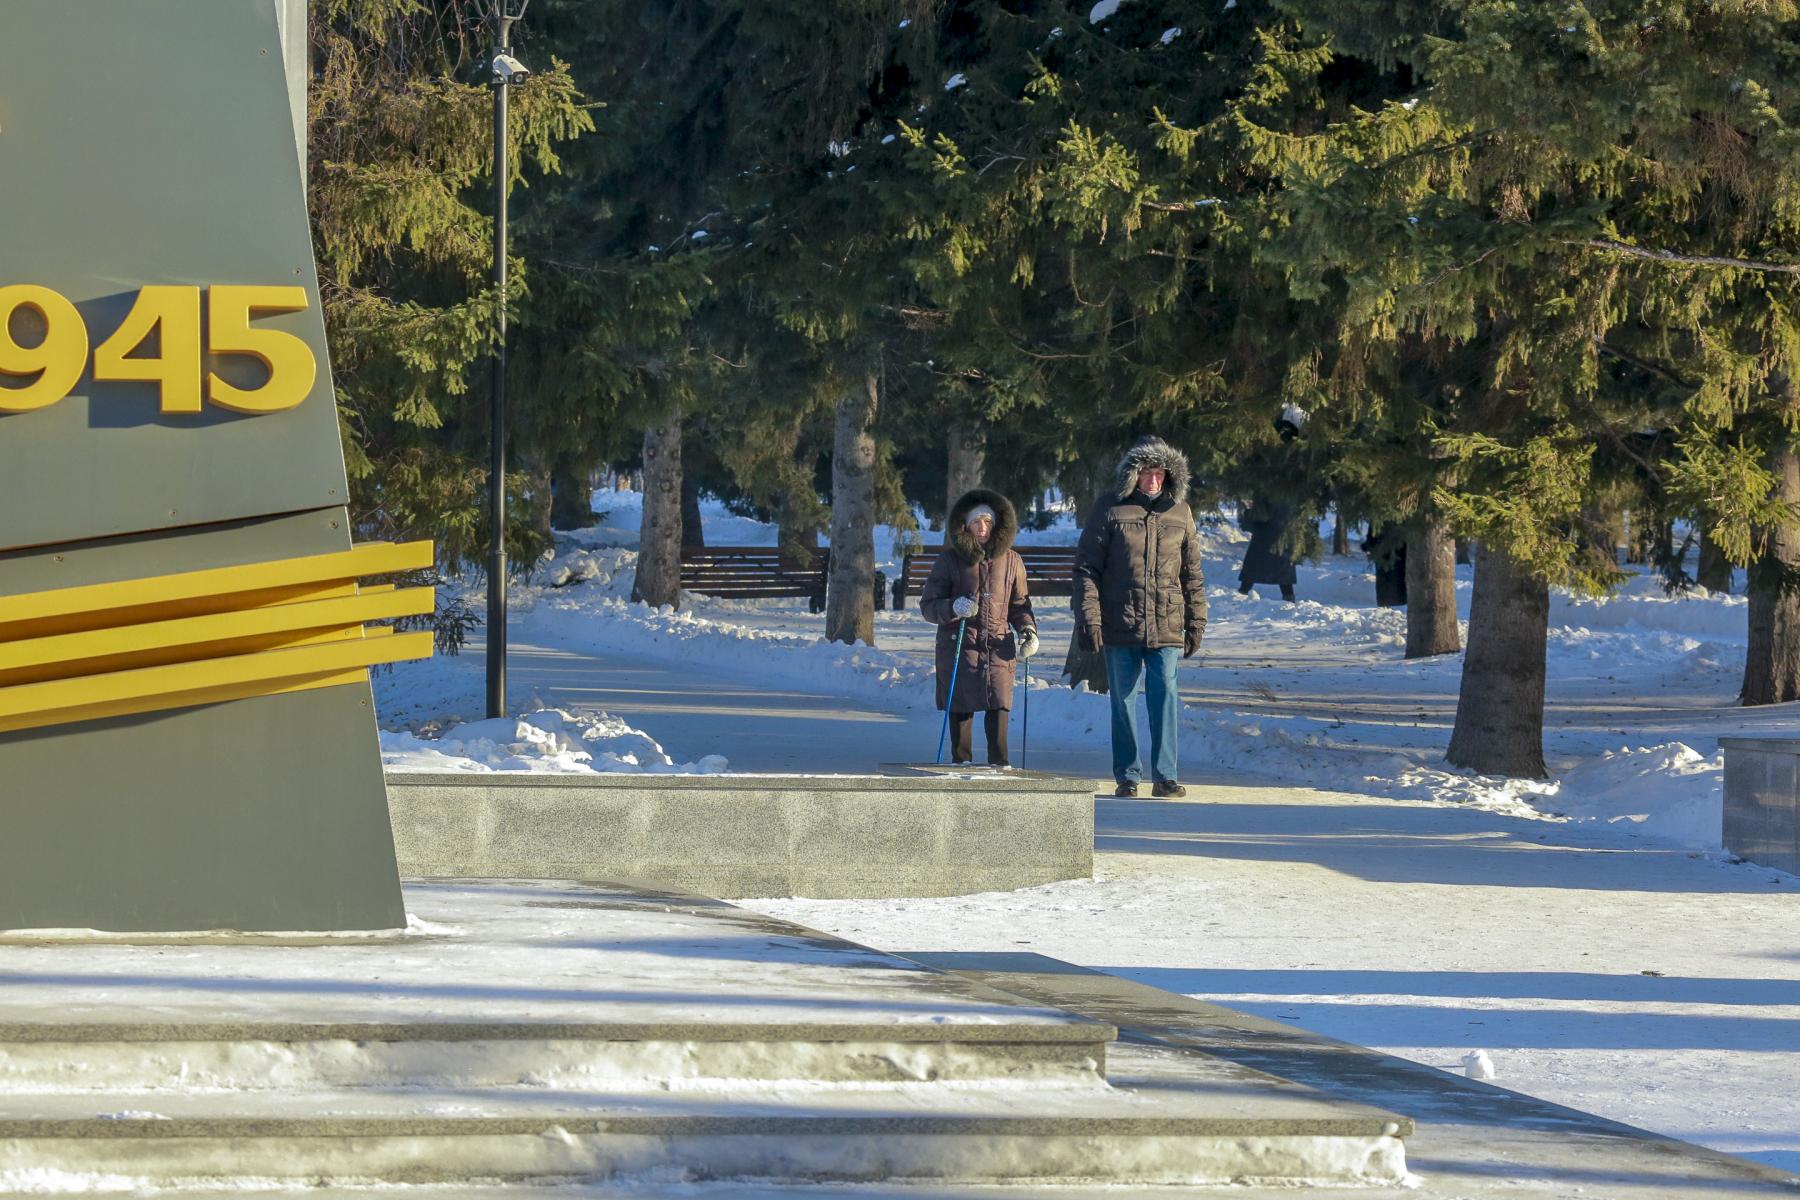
[0,1019,1108,1091]
[903,951,1800,1200]
[0,881,1114,1091]
[0,1043,1409,1190]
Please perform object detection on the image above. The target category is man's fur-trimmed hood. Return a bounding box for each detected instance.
[947,487,1018,563]
[1115,436,1191,505]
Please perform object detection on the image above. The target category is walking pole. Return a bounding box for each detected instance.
[935,619,969,764]
[1020,652,1029,770]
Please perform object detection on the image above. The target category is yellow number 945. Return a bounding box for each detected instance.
[0,284,316,416]
[0,285,88,413]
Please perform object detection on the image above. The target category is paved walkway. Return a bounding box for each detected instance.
[496,635,1118,779]
[470,624,1800,1175]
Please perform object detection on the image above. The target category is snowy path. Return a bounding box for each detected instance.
[372,497,1800,1174]
[491,633,1116,778]
[748,783,1800,1174]
[444,614,1800,1172]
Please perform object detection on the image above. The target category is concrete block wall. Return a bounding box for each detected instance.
[1719,738,1800,876]
[385,771,1096,898]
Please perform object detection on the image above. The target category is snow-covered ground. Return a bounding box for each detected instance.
[373,487,1800,1173]
[754,793,1800,1175]
[379,708,728,774]
[380,488,1781,852]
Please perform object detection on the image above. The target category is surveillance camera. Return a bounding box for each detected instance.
[492,52,532,84]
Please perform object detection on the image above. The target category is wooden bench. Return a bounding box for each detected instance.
[680,546,830,612]
[679,546,888,613]
[892,545,1079,609]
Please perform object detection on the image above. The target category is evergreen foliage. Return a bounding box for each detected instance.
[307,0,591,567]
[313,0,1800,765]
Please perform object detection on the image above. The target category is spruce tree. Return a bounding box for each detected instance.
[1272,0,1800,770]
[307,0,591,567]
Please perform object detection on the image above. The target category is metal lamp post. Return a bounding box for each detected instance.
[485,2,530,719]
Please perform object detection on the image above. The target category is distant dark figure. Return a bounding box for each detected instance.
[1363,524,1407,607]
[1237,498,1298,602]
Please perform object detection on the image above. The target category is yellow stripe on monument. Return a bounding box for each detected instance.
[0,541,433,632]
[0,588,433,687]
[0,630,434,727]
[0,669,371,736]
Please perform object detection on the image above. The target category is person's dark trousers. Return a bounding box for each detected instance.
[1103,645,1180,786]
[949,709,1011,765]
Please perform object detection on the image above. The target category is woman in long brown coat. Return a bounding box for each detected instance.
[919,488,1039,765]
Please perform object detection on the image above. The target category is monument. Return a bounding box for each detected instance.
[0,0,431,932]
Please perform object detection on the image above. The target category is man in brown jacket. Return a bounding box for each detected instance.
[1073,436,1207,797]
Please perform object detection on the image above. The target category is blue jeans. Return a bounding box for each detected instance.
[1104,645,1180,785]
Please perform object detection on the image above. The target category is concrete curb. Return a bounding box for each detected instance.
[385,770,1096,898]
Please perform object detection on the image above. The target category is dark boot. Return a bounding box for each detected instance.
[1114,781,1138,797]
[985,709,1010,766]
[1152,780,1187,798]
[948,712,974,763]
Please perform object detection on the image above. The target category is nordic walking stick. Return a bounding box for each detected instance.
[1021,651,1029,770]
[935,618,969,764]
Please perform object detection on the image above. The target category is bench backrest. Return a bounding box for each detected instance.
[893,545,1079,607]
[679,545,829,602]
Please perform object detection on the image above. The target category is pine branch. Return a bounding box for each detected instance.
[1566,239,1800,275]
[1415,245,1502,290]
[1594,338,1698,391]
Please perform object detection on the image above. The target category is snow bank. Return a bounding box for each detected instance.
[378,493,1738,851]
[1545,743,1724,848]
[381,708,728,775]
[497,568,1725,849]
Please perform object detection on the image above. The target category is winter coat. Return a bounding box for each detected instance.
[1074,437,1207,650]
[1237,499,1299,587]
[920,488,1036,712]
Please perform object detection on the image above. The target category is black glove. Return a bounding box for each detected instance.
[1079,625,1104,654]
[1183,627,1202,658]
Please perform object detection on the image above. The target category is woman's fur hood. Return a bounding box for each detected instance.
[1115,436,1191,505]
[947,487,1018,563]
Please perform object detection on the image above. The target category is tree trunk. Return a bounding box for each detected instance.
[631,417,683,609]
[1455,540,1471,565]
[551,463,595,530]
[825,373,879,646]
[1404,513,1461,658]
[1065,456,1116,540]
[1445,545,1548,777]
[945,420,986,517]
[1331,510,1350,556]
[1697,527,1733,593]
[778,502,820,569]
[1620,507,1648,564]
[1743,443,1800,705]
[680,474,705,548]
[1648,520,1675,569]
